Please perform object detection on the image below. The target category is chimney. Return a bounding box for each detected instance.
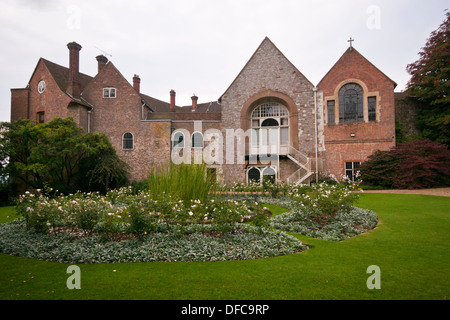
[96,55,108,73]
[67,41,82,99]
[170,89,176,112]
[133,74,141,93]
[191,94,198,112]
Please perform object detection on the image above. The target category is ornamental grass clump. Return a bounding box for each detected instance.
[144,163,217,204]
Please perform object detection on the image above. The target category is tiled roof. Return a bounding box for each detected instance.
[41,57,221,115]
[177,101,222,113]
[41,58,93,93]
[139,93,172,112]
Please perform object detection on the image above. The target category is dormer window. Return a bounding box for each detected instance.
[103,88,116,98]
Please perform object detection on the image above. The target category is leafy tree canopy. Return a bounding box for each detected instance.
[0,117,129,195]
[406,11,450,145]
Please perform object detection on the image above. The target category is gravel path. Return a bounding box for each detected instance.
[362,187,450,197]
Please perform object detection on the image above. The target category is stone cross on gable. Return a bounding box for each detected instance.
[348,37,354,48]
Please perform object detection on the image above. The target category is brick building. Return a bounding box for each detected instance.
[10,37,398,185]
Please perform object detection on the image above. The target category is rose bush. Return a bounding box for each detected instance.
[15,187,268,238]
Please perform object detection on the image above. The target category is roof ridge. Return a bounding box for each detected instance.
[317,46,397,88]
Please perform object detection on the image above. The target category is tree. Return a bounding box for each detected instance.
[359,149,399,188]
[392,139,450,189]
[406,11,450,145]
[360,139,450,189]
[0,117,129,194]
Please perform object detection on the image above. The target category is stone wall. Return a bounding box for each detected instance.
[219,37,319,185]
[394,92,421,139]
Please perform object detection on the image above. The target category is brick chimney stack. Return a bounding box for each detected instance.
[96,55,108,73]
[133,74,141,93]
[170,89,176,112]
[191,94,198,112]
[67,41,82,99]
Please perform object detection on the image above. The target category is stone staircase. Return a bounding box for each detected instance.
[286,146,314,185]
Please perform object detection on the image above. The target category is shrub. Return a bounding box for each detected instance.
[15,187,268,237]
[360,139,450,189]
[288,182,360,224]
[359,150,399,188]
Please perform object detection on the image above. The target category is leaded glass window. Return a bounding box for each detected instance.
[339,83,363,123]
[327,100,335,124]
[368,97,376,122]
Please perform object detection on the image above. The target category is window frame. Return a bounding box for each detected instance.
[37,111,45,124]
[247,167,262,184]
[262,166,276,184]
[327,100,335,125]
[251,102,289,148]
[173,131,185,148]
[345,161,361,182]
[247,166,277,185]
[122,132,134,150]
[103,88,117,98]
[339,83,364,123]
[368,96,377,122]
[37,80,46,94]
[191,131,204,148]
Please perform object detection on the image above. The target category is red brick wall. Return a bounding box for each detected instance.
[82,62,172,181]
[11,59,89,130]
[26,60,73,124]
[10,88,29,122]
[318,48,396,180]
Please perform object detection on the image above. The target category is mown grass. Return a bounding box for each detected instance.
[0,193,448,300]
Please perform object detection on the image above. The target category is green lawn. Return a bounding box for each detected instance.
[0,193,448,300]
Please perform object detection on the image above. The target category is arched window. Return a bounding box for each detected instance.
[261,118,279,127]
[122,132,133,150]
[247,167,261,184]
[173,131,185,148]
[251,102,289,148]
[192,132,203,148]
[262,167,276,184]
[251,103,289,118]
[339,83,363,123]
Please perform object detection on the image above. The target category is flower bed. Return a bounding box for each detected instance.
[0,187,308,263]
[0,182,377,263]
[268,204,378,241]
[15,187,268,237]
[0,219,306,263]
[225,193,378,242]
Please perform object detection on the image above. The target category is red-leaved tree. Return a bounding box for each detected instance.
[360,139,450,189]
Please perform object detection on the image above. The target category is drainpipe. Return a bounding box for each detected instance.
[313,87,319,183]
[87,109,92,133]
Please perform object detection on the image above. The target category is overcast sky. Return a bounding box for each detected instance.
[0,0,448,122]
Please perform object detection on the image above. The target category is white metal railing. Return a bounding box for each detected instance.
[286,145,314,184]
[288,146,309,167]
